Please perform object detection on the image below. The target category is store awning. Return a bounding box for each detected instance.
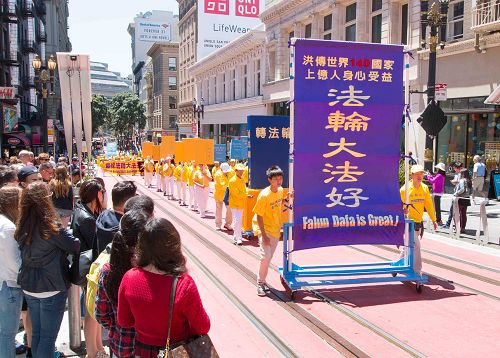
[485,85,500,105]
[3,132,31,146]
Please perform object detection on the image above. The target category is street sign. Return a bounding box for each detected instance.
[0,87,15,99]
[435,83,447,101]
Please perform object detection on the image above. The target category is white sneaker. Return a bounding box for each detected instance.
[216,225,221,230]
[234,238,242,245]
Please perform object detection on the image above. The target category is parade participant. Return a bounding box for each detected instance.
[211,161,220,179]
[164,157,175,199]
[253,166,290,296]
[117,218,210,358]
[214,163,233,230]
[180,163,188,206]
[472,155,487,203]
[453,168,472,234]
[95,210,149,358]
[194,163,212,218]
[228,159,236,179]
[400,165,438,275]
[0,187,23,357]
[50,166,74,228]
[155,158,164,193]
[242,163,249,184]
[425,163,446,225]
[228,163,248,245]
[173,161,183,204]
[16,182,80,358]
[187,161,197,211]
[0,165,18,187]
[142,156,155,188]
[17,166,43,188]
[39,162,54,183]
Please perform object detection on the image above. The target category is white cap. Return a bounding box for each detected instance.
[220,162,230,173]
[434,163,446,172]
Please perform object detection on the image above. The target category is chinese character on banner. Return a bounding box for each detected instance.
[235,0,259,18]
[205,0,229,15]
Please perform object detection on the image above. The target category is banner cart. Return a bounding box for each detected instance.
[280,39,427,299]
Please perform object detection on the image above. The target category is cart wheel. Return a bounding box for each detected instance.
[391,273,397,277]
[290,291,296,301]
[280,276,293,299]
[416,282,423,293]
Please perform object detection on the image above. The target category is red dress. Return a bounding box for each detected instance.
[117,268,210,357]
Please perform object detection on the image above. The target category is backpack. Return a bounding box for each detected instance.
[85,247,110,320]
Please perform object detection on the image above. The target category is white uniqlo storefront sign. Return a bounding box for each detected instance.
[435,83,447,101]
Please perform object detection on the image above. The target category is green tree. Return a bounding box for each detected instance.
[91,94,109,134]
[109,92,146,136]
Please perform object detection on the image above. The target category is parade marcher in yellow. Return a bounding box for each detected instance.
[214,162,233,230]
[242,163,249,184]
[400,164,438,275]
[180,162,188,206]
[174,161,183,204]
[155,158,165,192]
[228,163,248,245]
[194,163,212,218]
[163,156,175,199]
[228,159,237,179]
[212,161,220,179]
[187,161,197,211]
[142,156,155,188]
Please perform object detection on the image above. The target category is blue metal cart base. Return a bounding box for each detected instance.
[280,221,428,299]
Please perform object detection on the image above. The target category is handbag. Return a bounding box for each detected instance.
[69,249,93,286]
[158,277,219,358]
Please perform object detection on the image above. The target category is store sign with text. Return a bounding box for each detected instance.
[137,20,171,43]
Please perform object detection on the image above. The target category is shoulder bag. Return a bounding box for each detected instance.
[157,276,219,358]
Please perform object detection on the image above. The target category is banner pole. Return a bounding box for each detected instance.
[404,48,411,266]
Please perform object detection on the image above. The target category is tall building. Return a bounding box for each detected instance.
[90,62,132,100]
[147,42,179,137]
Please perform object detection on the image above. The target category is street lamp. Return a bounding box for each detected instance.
[192,97,204,138]
[32,54,57,152]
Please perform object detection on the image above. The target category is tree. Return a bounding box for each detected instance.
[91,94,109,134]
[109,92,146,136]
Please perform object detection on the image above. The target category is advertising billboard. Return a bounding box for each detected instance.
[197,0,265,60]
[137,19,171,43]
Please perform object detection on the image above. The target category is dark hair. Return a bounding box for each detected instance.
[79,179,104,215]
[94,177,106,191]
[460,168,472,190]
[15,182,59,245]
[453,162,463,169]
[105,210,148,304]
[0,165,18,188]
[136,218,186,275]
[72,169,81,177]
[266,165,284,179]
[112,181,137,208]
[51,166,71,198]
[124,195,154,216]
[0,186,22,222]
[436,169,446,176]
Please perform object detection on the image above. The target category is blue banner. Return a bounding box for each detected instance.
[292,39,405,250]
[248,115,289,189]
[214,144,226,162]
[230,139,247,160]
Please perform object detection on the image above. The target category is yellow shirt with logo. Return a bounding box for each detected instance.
[181,165,189,183]
[174,164,182,181]
[214,171,230,202]
[252,187,284,238]
[144,160,154,173]
[242,166,249,184]
[155,163,163,175]
[188,165,198,186]
[211,166,220,179]
[228,175,247,209]
[163,163,174,177]
[400,182,436,223]
[228,167,236,179]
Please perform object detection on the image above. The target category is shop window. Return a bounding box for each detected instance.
[449,1,464,40]
[323,14,333,40]
[345,3,357,41]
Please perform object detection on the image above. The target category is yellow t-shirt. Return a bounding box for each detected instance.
[163,163,174,177]
[214,171,230,202]
[400,182,436,223]
[228,175,247,209]
[228,167,236,179]
[174,165,182,181]
[144,160,154,172]
[181,165,189,182]
[252,187,284,238]
[211,166,220,179]
[242,166,249,184]
[188,166,198,186]
[155,163,163,175]
[193,169,203,186]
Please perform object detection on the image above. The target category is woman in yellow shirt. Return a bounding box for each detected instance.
[228,164,248,245]
[194,164,212,218]
[143,156,155,188]
[163,157,175,199]
[179,163,188,206]
[174,162,183,204]
[155,158,164,192]
[214,163,233,230]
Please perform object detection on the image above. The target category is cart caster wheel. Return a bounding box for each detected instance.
[391,273,397,277]
[416,282,423,293]
[290,291,296,301]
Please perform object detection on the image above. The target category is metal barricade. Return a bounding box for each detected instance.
[67,284,82,350]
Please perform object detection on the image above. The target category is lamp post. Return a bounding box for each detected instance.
[32,54,57,153]
[419,0,449,168]
[192,97,204,138]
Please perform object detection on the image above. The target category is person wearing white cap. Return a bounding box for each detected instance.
[155,158,164,192]
[400,164,438,275]
[163,157,175,199]
[194,163,212,218]
[228,163,247,245]
[214,162,233,230]
[425,162,446,225]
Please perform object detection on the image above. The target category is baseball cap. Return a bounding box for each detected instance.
[220,163,230,173]
[235,163,246,171]
[17,166,39,181]
[410,165,425,174]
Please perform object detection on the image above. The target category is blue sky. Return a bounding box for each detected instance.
[68,0,178,77]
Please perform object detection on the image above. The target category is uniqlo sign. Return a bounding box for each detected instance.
[205,0,229,15]
[235,0,260,18]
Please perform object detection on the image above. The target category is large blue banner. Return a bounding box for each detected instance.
[214,144,226,162]
[248,115,289,189]
[292,39,404,250]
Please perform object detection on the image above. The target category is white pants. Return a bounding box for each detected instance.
[215,200,232,228]
[160,176,167,192]
[180,182,187,203]
[167,177,175,197]
[231,208,243,242]
[144,172,153,187]
[258,234,280,285]
[188,185,196,209]
[156,173,162,190]
[176,181,183,201]
[197,186,209,217]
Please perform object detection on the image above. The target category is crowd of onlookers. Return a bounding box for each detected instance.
[0,152,211,358]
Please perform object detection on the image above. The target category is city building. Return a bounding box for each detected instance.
[147,42,179,138]
[90,61,132,100]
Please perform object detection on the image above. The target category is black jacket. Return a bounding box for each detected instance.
[18,227,80,293]
[95,209,122,256]
[71,202,97,252]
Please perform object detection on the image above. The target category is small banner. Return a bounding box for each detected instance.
[101,159,141,175]
[214,144,226,162]
[292,39,405,250]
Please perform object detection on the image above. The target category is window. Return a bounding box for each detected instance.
[169,115,177,128]
[323,14,333,40]
[305,23,312,38]
[222,73,226,102]
[243,65,247,98]
[345,3,357,41]
[169,57,177,71]
[372,0,382,11]
[169,96,177,109]
[401,3,408,45]
[255,59,261,96]
[449,1,464,40]
[371,0,383,43]
[168,76,177,90]
[231,69,236,101]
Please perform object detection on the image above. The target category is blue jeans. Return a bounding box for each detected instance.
[25,291,68,358]
[0,282,23,358]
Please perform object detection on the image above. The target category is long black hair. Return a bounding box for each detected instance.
[104,210,149,304]
[460,168,472,190]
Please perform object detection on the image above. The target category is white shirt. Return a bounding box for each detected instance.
[0,214,21,288]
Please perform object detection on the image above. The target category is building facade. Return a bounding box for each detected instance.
[147,42,179,137]
[90,62,132,100]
